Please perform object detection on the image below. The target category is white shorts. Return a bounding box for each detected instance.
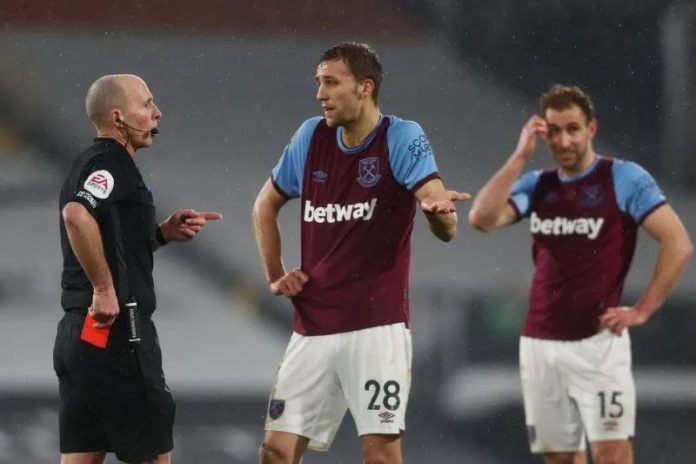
[265,323,412,451]
[520,329,636,454]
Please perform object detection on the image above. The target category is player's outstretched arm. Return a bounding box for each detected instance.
[252,178,309,297]
[600,205,693,335]
[414,178,470,242]
[469,115,546,232]
[62,201,119,327]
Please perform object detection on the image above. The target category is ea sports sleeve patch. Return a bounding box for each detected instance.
[83,170,115,199]
[71,158,128,216]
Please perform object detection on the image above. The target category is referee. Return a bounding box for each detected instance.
[54,74,222,464]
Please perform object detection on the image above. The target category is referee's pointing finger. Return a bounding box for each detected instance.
[198,211,223,220]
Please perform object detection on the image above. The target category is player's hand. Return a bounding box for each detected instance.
[420,190,471,215]
[512,115,547,162]
[598,306,649,335]
[160,209,223,242]
[89,286,119,328]
[269,268,310,297]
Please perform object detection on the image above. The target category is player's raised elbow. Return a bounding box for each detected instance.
[468,208,496,233]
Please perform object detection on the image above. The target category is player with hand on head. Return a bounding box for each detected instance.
[253,42,469,464]
[468,84,693,464]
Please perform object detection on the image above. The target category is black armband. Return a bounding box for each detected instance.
[155,226,168,246]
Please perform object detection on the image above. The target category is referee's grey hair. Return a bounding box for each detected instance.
[85,75,128,128]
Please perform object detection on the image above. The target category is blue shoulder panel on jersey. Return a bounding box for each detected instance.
[612,159,666,222]
[271,117,322,198]
[386,116,439,190]
[510,170,542,217]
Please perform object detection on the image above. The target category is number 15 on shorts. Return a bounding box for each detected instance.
[598,390,624,418]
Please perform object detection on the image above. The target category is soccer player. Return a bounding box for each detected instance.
[55,74,222,464]
[252,42,469,463]
[468,84,693,464]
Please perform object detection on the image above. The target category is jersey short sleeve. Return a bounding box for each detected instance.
[271,117,322,198]
[612,159,666,223]
[70,157,131,218]
[510,170,542,217]
[387,116,439,191]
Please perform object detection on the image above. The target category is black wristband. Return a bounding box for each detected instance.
[155,226,168,246]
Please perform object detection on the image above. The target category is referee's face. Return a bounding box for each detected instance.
[315,59,364,128]
[120,76,162,151]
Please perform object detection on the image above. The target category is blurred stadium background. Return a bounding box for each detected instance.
[1,1,694,462]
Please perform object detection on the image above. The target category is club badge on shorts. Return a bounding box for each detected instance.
[268,399,285,420]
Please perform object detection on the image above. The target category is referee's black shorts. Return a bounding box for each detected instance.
[53,310,175,464]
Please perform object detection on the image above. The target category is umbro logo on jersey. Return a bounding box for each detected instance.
[530,212,604,240]
[378,411,395,423]
[313,170,328,182]
[303,198,377,223]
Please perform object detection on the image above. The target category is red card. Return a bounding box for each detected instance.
[80,313,111,348]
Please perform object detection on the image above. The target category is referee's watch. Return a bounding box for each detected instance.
[155,226,168,246]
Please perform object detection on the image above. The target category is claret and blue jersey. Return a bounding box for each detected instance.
[509,156,666,340]
[271,115,440,336]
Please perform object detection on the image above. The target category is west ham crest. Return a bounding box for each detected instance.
[357,157,381,188]
[268,399,285,420]
[580,184,603,208]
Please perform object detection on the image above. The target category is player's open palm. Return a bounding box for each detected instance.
[270,268,310,297]
[420,190,471,214]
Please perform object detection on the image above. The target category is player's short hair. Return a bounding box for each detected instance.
[540,84,595,123]
[85,75,127,128]
[319,42,383,103]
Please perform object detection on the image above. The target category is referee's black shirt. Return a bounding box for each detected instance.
[59,138,158,315]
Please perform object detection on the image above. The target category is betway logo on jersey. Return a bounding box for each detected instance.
[530,212,604,240]
[304,198,377,223]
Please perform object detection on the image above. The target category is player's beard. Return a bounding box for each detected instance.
[553,140,591,174]
[327,109,356,129]
[328,87,363,129]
